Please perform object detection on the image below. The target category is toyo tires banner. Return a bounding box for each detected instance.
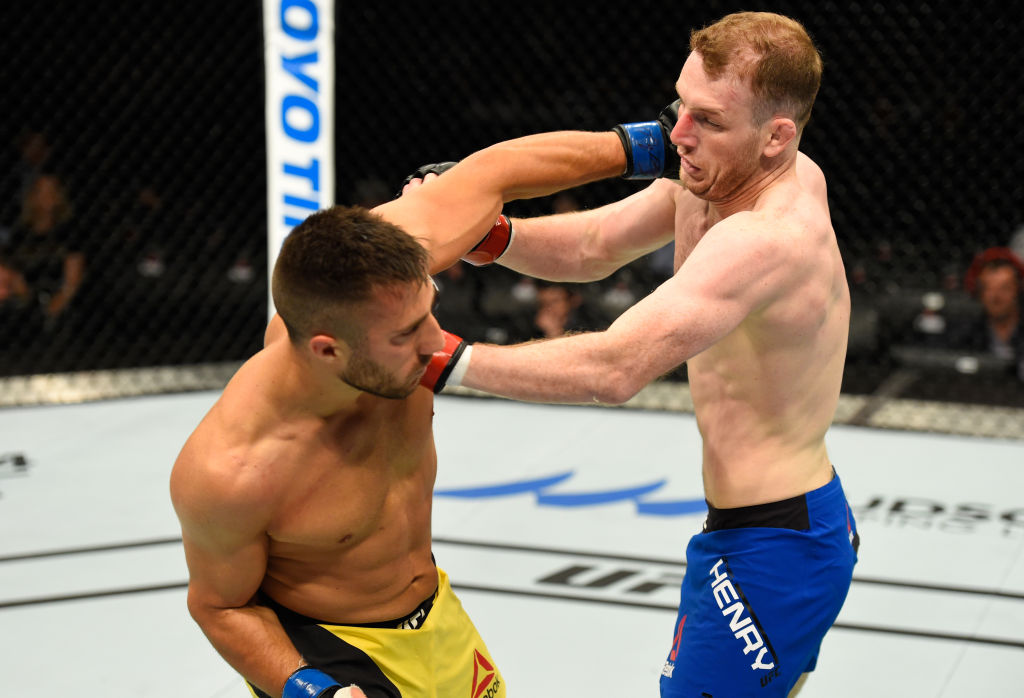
[264,0,335,316]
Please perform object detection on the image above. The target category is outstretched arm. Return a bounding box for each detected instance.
[395,102,688,281]
[374,131,627,274]
[497,178,681,282]
[456,215,796,403]
[460,270,716,405]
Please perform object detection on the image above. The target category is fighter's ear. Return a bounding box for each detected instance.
[310,333,349,362]
[763,117,797,158]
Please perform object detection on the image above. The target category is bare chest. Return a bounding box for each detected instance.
[672,205,712,271]
[265,413,437,551]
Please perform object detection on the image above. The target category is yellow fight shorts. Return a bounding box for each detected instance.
[247,567,505,698]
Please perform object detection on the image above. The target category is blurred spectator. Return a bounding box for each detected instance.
[531,282,584,339]
[15,131,52,201]
[0,257,36,350]
[598,268,641,322]
[352,177,391,209]
[956,247,1024,378]
[125,184,169,279]
[433,261,493,343]
[1,130,54,243]
[510,274,538,306]
[646,242,675,285]
[0,259,30,306]
[0,172,85,325]
[551,191,582,215]
[477,272,538,343]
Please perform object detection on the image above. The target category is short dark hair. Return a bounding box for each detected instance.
[271,205,429,343]
[981,258,1021,275]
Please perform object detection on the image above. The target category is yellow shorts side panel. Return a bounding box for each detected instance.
[318,568,505,698]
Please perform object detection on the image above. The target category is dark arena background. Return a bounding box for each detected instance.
[0,1,1021,436]
[1,4,1024,696]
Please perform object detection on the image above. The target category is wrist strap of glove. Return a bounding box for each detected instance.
[462,215,513,266]
[613,121,666,179]
[443,343,472,390]
[421,332,471,394]
[284,667,342,698]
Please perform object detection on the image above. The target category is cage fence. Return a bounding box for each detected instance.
[0,1,1021,438]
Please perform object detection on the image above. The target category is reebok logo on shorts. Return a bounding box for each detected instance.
[708,558,777,673]
[471,649,501,698]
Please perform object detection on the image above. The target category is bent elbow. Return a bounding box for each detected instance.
[185,585,227,628]
[592,368,643,405]
[575,259,619,283]
[185,586,205,622]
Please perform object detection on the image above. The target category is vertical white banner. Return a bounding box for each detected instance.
[264,0,335,317]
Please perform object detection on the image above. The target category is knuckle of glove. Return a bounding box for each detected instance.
[658,99,681,132]
[658,100,682,176]
[400,161,459,191]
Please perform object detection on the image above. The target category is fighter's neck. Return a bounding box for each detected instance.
[707,155,797,221]
[264,344,369,420]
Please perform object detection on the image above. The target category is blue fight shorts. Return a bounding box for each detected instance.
[660,471,859,697]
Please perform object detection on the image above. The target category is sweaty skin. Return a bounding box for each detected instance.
[672,155,847,507]
[178,297,442,625]
[464,52,849,508]
[170,132,625,697]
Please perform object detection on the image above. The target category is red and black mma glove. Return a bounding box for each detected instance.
[420,331,471,394]
[397,161,514,266]
[461,213,512,266]
[612,99,681,179]
[283,666,362,698]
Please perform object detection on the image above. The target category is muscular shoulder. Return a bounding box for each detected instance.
[796,151,827,200]
[710,209,799,244]
[698,209,817,301]
[170,401,280,536]
[728,154,832,247]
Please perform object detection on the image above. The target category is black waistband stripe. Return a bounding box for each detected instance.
[704,493,810,532]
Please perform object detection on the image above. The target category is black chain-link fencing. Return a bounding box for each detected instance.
[1,2,1021,425]
[0,0,267,375]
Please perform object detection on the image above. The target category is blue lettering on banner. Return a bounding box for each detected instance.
[435,471,706,517]
[281,51,321,92]
[282,158,321,227]
[281,95,320,142]
[284,159,321,190]
[277,0,324,229]
[281,0,319,41]
[284,195,319,211]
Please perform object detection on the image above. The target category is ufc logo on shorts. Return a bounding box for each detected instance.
[708,558,776,672]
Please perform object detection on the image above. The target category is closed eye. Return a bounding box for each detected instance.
[696,115,722,129]
[392,278,439,343]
